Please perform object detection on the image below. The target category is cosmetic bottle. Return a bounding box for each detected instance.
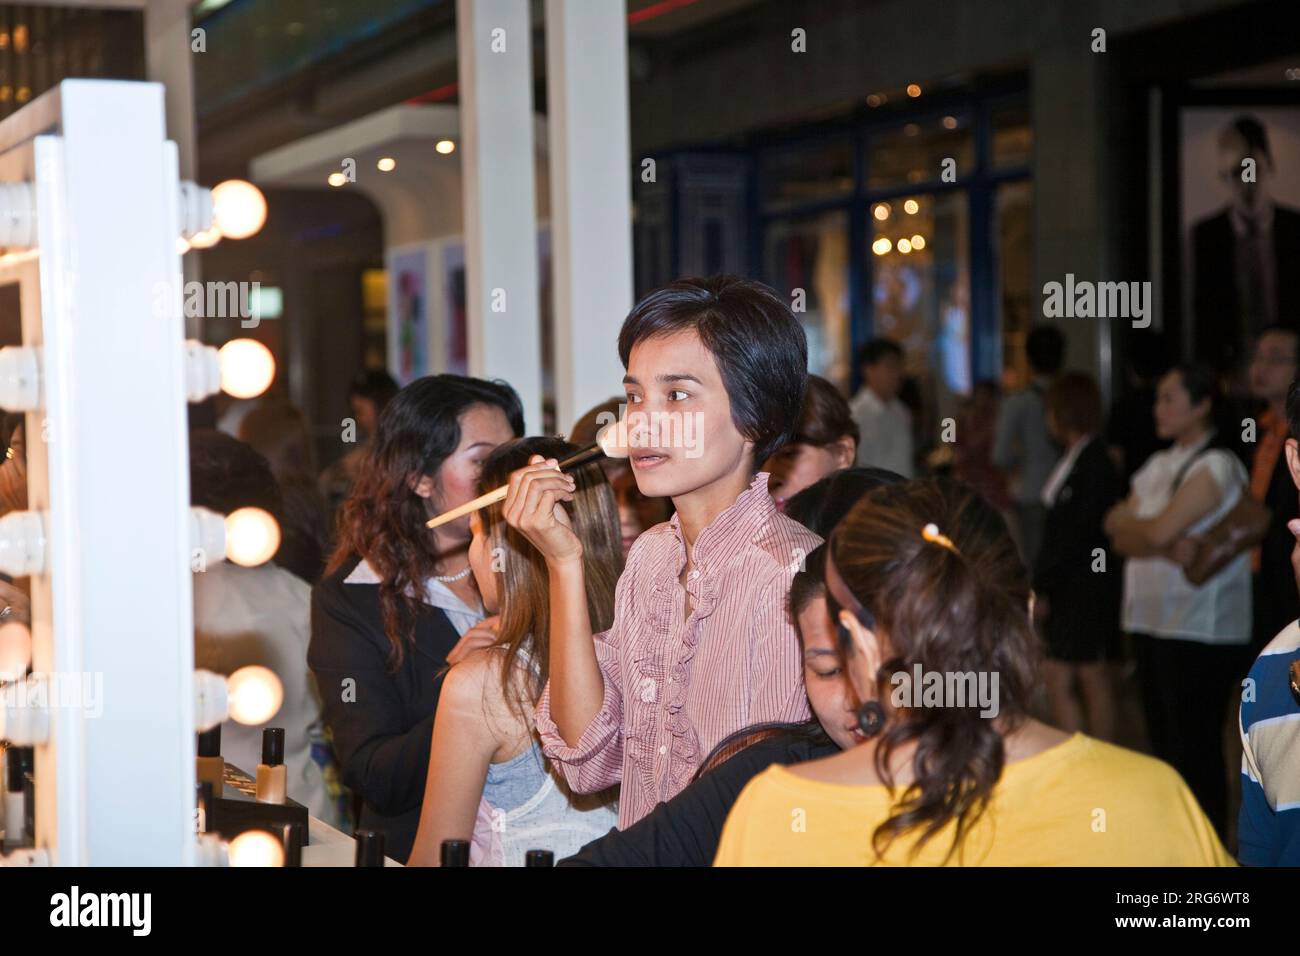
[440,839,470,867]
[195,781,213,834]
[283,822,305,868]
[354,829,384,867]
[196,726,224,791]
[525,849,554,867]
[254,728,286,804]
[2,747,24,850]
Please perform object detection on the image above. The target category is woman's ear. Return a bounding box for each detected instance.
[1286,438,1300,492]
[833,436,857,469]
[839,609,884,700]
[409,474,436,499]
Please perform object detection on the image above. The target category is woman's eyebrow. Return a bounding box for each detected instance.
[656,373,703,385]
[803,647,837,658]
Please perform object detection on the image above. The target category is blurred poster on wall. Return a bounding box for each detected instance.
[388,246,428,386]
[440,241,468,377]
[1181,104,1300,376]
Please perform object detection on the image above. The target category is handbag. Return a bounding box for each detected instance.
[1170,449,1271,586]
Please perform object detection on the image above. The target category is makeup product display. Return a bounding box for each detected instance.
[525,849,554,868]
[440,839,470,867]
[353,829,385,867]
[196,726,224,791]
[206,762,308,845]
[255,728,286,804]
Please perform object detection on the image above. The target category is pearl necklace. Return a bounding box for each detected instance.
[431,565,473,584]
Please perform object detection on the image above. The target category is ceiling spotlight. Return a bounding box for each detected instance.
[435,139,456,155]
[377,157,396,172]
[327,172,346,188]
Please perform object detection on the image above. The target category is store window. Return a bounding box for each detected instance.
[762,210,850,390]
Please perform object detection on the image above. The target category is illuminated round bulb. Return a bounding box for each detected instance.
[904,199,919,215]
[0,621,32,682]
[224,507,281,567]
[218,338,275,399]
[911,234,926,250]
[228,830,284,868]
[872,237,892,256]
[377,157,396,172]
[942,115,958,130]
[190,226,221,249]
[226,664,284,725]
[907,83,922,98]
[327,172,347,188]
[435,139,456,155]
[177,237,191,255]
[211,179,267,240]
[873,203,890,221]
[897,238,913,254]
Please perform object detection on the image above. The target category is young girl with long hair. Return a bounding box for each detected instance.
[408,437,621,865]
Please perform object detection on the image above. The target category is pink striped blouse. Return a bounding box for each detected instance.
[534,472,821,829]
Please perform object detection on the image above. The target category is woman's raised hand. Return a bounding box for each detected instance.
[503,455,582,565]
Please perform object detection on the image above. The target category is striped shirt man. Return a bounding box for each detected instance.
[535,472,820,829]
[1239,619,1300,865]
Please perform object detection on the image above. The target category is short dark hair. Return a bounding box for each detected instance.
[784,465,906,539]
[790,544,828,618]
[617,276,808,467]
[189,429,282,519]
[350,369,400,410]
[1286,380,1300,442]
[1045,371,1102,436]
[1224,115,1271,164]
[1026,324,1065,376]
[856,338,903,370]
[791,375,859,447]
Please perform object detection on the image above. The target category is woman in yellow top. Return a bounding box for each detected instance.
[715,479,1233,867]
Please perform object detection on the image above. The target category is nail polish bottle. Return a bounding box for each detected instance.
[525,849,554,867]
[440,839,469,867]
[3,747,25,850]
[354,829,385,867]
[196,726,224,792]
[255,728,286,804]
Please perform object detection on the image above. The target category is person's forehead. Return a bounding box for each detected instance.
[627,329,720,379]
[1257,331,1298,354]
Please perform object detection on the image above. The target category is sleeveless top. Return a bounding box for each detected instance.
[468,647,618,865]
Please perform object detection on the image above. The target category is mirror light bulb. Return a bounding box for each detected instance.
[218,339,275,399]
[228,830,284,867]
[226,664,284,725]
[224,506,280,567]
[211,180,267,240]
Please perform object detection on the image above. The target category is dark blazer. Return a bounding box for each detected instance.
[1254,443,1300,647]
[1033,437,1124,661]
[1193,205,1300,372]
[308,555,462,863]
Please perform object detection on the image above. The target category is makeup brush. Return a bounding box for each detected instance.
[424,424,629,531]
